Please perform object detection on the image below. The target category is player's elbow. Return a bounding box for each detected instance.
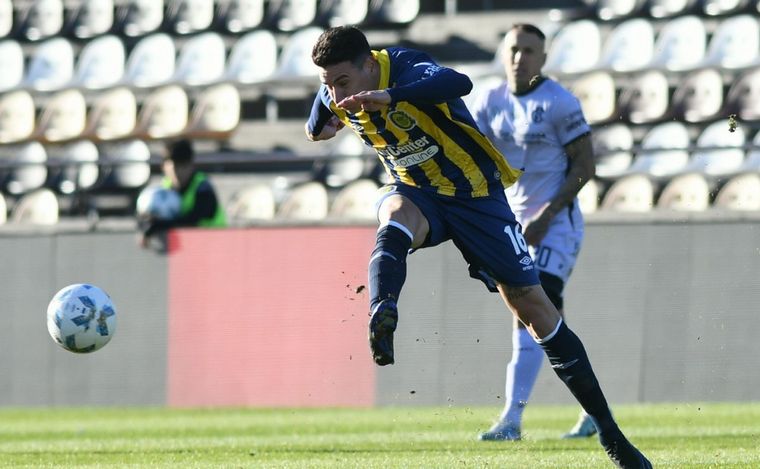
[457,72,473,96]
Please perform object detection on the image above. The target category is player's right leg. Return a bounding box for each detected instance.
[367,191,429,366]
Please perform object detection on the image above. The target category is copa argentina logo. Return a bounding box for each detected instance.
[388,110,417,131]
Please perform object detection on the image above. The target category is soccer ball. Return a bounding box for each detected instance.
[136,185,181,220]
[46,284,117,353]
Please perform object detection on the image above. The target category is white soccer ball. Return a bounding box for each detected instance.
[46,284,117,354]
[136,185,181,220]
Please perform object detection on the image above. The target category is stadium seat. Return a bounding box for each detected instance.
[656,173,710,211]
[0,0,10,38]
[65,0,114,40]
[700,15,759,70]
[34,89,87,144]
[274,27,324,82]
[276,181,328,220]
[329,178,379,220]
[72,35,126,90]
[0,90,35,144]
[23,37,74,91]
[164,0,214,35]
[649,0,700,18]
[703,0,752,16]
[1,142,47,195]
[649,16,706,71]
[544,20,601,75]
[371,0,420,25]
[16,0,64,41]
[173,32,226,86]
[669,68,723,123]
[599,174,654,212]
[46,140,100,194]
[227,184,276,222]
[617,70,669,124]
[595,18,654,72]
[686,120,746,178]
[132,85,189,140]
[740,130,760,171]
[115,0,164,37]
[98,139,151,189]
[714,173,760,210]
[121,33,176,88]
[83,87,137,142]
[218,0,265,34]
[591,123,633,180]
[568,71,616,124]
[723,67,760,122]
[323,0,370,27]
[627,122,691,179]
[0,192,6,225]
[0,39,23,92]
[595,0,647,21]
[576,178,599,214]
[9,188,59,225]
[274,0,318,32]
[184,83,241,140]
[224,30,278,84]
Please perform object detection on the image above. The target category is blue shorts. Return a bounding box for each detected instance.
[377,183,539,291]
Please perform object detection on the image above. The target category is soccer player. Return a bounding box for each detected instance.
[471,24,598,441]
[305,26,651,469]
[138,139,226,249]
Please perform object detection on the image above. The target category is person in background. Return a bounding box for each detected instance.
[471,23,598,442]
[139,139,226,248]
[304,25,650,469]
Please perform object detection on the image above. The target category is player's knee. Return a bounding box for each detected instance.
[378,196,428,246]
[539,271,565,311]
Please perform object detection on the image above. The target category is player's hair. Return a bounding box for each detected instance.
[164,139,194,164]
[510,23,546,41]
[312,26,371,68]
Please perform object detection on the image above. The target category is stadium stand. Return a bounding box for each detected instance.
[226,183,276,222]
[1,0,759,224]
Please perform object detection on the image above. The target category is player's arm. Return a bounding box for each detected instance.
[523,133,595,246]
[305,88,344,141]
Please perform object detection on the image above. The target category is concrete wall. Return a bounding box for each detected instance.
[1,218,759,407]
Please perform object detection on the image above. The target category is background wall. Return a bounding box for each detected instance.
[1,219,758,407]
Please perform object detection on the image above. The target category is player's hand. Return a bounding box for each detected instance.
[305,116,344,141]
[522,205,553,246]
[338,90,391,113]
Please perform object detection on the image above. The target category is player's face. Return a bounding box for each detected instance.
[503,29,546,93]
[319,56,376,104]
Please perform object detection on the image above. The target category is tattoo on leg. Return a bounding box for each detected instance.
[506,286,531,302]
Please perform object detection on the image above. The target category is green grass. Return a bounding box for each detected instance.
[0,403,758,468]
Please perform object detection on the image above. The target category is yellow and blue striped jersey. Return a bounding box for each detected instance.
[308,47,521,198]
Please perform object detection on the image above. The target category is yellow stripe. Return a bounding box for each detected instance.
[373,50,390,89]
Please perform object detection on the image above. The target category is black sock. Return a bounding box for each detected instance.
[368,223,412,312]
[539,320,618,435]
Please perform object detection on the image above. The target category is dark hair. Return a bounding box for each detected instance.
[511,23,546,41]
[164,139,194,164]
[312,26,371,68]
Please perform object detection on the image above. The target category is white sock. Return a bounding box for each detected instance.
[500,327,544,426]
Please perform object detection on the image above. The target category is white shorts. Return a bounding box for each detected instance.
[523,204,584,284]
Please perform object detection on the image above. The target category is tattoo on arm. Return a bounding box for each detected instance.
[505,286,532,302]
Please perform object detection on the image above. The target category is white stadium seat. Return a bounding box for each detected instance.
[275,27,325,81]
[545,20,601,75]
[0,91,36,144]
[35,89,87,143]
[373,0,420,25]
[0,0,11,38]
[9,188,59,225]
[84,87,137,142]
[657,173,710,211]
[576,178,600,214]
[627,122,691,179]
[173,32,226,86]
[0,192,6,225]
[165,0,214,35]
[596,18,654,72]
[329,179,379,220]
[326,0,370,27]
[649,16,706,71]
[569,71,616,124]
[23,37,74,91]
[46,140,100,193]
[1,142,47,195]
[20,0,64,41]
[714,173,760,210]
[185,83,241,140]
[73,35,126,90]
[592,123,634,180]
[221,0,265,33]
[117,0,164,37]
[0,40,24,92]
[600,174,655,212]
[649,0,700,18]
[703,0,752,16]
[276,181,329,220]
[68,0,115,39]
[227,185,276,222]
[133,86,189,140]
[224,30,278,84]
[686,121,746,178]
[276,0,319,32]
[122,33,176,88]
[618,70,669,124]
[99,140,151,189]
[724,67,760,122]
[700,15,759,70]
[670,68,723,123]
[596,0,647,20]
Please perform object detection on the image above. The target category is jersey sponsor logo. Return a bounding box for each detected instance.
[388,110,417,131]
[531,106,545,123]
[392,146,439,168]
[378,135,432,159]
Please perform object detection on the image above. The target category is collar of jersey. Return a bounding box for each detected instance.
[372,49,391,90]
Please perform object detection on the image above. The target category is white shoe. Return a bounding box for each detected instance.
[562,412,598,439]
[478,420,521,441]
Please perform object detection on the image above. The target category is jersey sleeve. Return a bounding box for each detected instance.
[385,48,473,105]
[551,88,592,146]
[305,85,335,137]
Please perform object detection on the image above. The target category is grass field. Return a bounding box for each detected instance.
[0,403,758,468]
